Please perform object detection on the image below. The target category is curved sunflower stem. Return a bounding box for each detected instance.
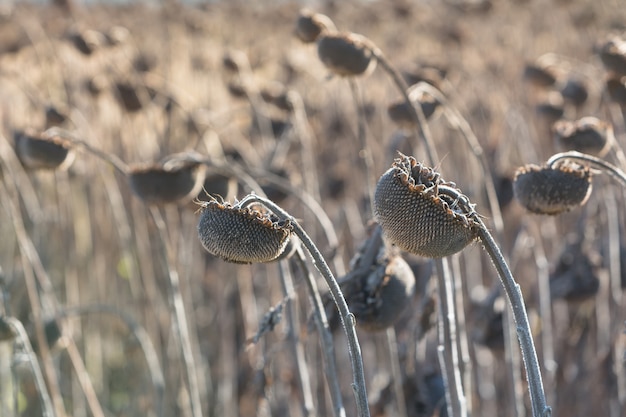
[435,186,550,417]
[476,219,551,417]
[239,194,370,417]
[547,151,626,187]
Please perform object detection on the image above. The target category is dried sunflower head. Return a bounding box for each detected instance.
[129,159,206,205]
[513,161,592,215]
[14,130,75,171]
[295,9,335,43]
[374,154,479,258]
[317,32,378,77]
[197,199,293,264]
[552,117,613,157]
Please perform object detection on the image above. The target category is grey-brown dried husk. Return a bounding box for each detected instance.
[513,162,592,215]
[317,253,416,332]
[374,155,478,258]
[295,9,335,43]
[553,117,612,157]
[317,32,377,77]
[197,200,293,264]
[129,162,206,205]
[14,130,75,170]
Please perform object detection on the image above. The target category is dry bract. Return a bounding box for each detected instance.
[374,154,478,258]
[552,117,613,157]
[513,162,592,215]
[14,130,75,171]
[197,200,293,264]
[317,32,378,77]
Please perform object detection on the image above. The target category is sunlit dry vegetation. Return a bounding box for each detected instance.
[0,1,625,416]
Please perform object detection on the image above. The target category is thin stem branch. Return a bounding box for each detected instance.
[434,258,467,417]
[149,207,204,417]
[277,259,316,417]
[5,317,54,417]
[239,195,370,417]
[293,248,347,417]
[370,48,439,166]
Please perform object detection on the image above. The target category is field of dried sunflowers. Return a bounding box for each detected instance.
[0,0,625,416]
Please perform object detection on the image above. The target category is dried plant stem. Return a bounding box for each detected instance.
[348,78,375,216]
[149,207,204,417]
[370,49,438,166]
[42,128,130,175]
[474,217,551,417]
[54,305,166,417]
[63,341,106,417]
[408,82,504,238]
[239,195,370,417]
[293,247,347,417]
[4,317,54,417]
[450,255,473,414]
[431,185,549,416]
[277,259,316,417]
[503,293,526,417]
[526,222,556,406]
[385,327,408,417]
[0,181,65,417]
[547,151,626,187]
[434,258,467,417]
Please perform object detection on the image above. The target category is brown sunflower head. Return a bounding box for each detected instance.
[295,9,336,43]
[317,32,378,77]
[596,35,626,77]
[513,161,592,215]
[552,117,613,157]
[523,62,559,88]
[197,199,293,264]
[14,130,75,171]
[387,90,441,129]
[128,157,206,205]
[374,154,479,258]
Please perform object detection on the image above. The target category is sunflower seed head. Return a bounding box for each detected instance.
[374,154,478,258]
[317,32,378,77]
[596,35,626,77]
[295,9,335,43]
[553,117,613,157]
[550,236,600,302]
[14,130,75,171]
[606,75,626,106]
[387,90,440,129]
[129,160,206,205]
[197,200,293,264]
[523,63,559,88]
[513,161,592,215]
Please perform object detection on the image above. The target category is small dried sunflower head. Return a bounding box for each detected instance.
[552,117,613,157]
[295,9,335,43]
[374,154,479,258]
[317,32,378,77]
[513,161,592,215]
[129,160,206,205]
[197,199,293,264]
[14,130,75,171]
